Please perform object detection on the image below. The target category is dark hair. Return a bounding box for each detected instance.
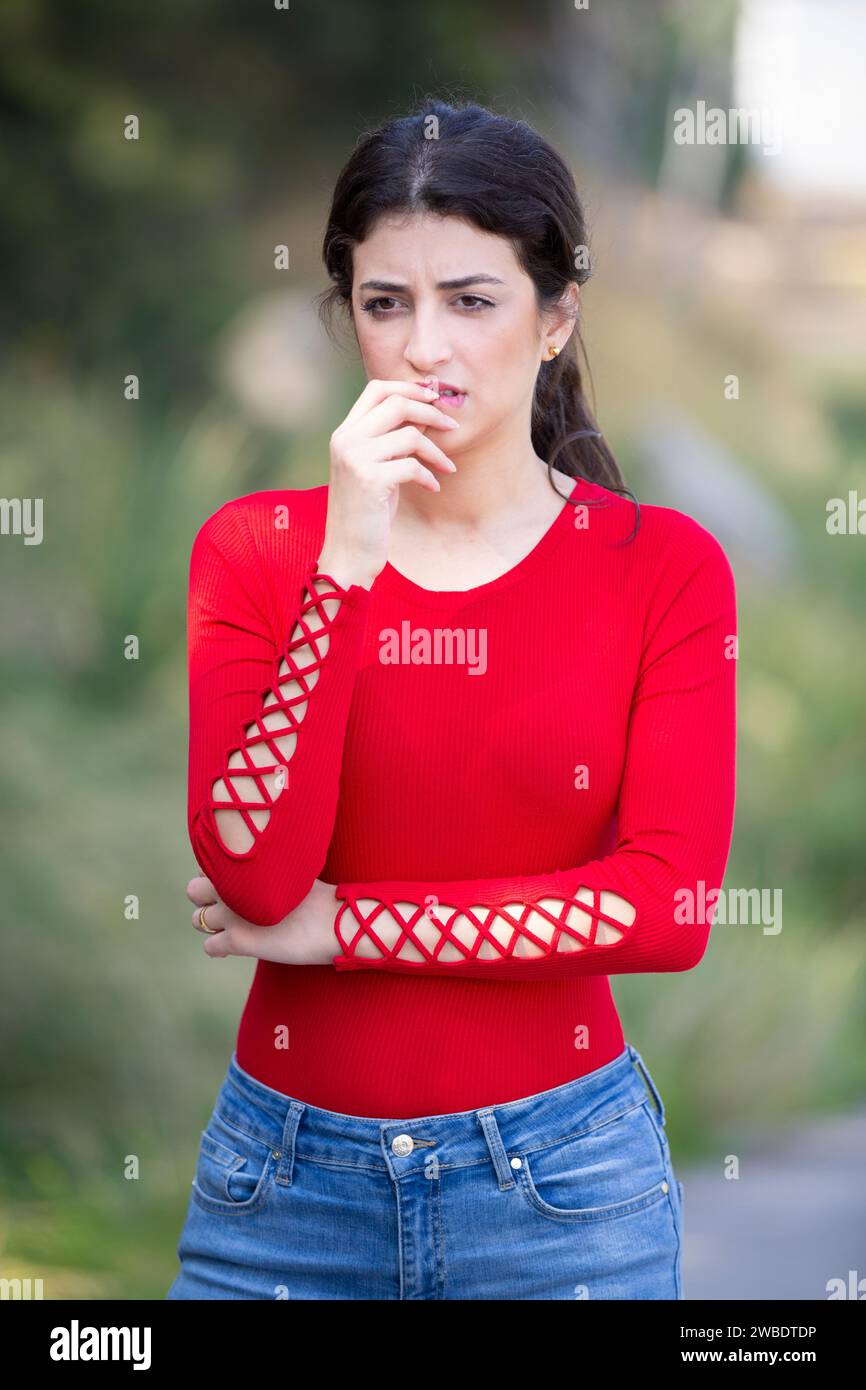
[317,96,639,539]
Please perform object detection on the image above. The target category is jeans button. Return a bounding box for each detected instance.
[391,1134,414,1156]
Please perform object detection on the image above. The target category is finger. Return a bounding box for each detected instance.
[203,922,258,959]
[191,900,228,932]
[203,929,234,958]
[187,875,218,905]
[354,396,459,442]
[366,423,458,473]
[368,458,443,495]
[341,378,440,429]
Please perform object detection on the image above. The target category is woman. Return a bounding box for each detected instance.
[167,98,737,1300]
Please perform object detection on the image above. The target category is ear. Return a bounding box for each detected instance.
[545,281,580,345]
[564,280,580,327]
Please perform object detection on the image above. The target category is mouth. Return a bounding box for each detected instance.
[426,379,468,409]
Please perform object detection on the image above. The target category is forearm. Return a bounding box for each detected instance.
[187,508,372,926]
[326,852,727,980]
[204,568,350,853]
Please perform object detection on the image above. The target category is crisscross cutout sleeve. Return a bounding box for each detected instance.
[187,500,371,926]
[207,566,345,847]
[331,536,737,979]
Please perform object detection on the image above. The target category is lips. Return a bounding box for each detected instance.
[416,376,466,396]
[415,375,467,410]
[431,379,467,409]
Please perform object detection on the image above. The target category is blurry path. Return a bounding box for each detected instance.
[679,1106,866,1300]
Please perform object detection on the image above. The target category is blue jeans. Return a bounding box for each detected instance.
[166,1041,684,1300]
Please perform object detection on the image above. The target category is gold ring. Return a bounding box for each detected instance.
[195,904,219,934]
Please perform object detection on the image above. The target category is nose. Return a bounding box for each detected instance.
[403,303,451,374]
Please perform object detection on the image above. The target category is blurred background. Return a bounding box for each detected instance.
[1,0,864,1299]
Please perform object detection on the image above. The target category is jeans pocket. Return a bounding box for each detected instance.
[513,1100,671,1222]
[191,1108,275,1215]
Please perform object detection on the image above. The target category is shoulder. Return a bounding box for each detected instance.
[646,508,736,618]
[190,485,328,566]
[638,501,733,577]
[187,487,330,617]
[634,502,737,638]
[192,484,328,550]
[581,482,736,617]
[580,482,732,575]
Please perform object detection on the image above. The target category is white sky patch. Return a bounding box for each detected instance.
[734,0,866,194]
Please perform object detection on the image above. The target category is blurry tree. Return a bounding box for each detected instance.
[543,0,744,203]
[0,0,543,409]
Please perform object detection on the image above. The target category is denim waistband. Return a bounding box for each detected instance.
[218,1044,666,1190]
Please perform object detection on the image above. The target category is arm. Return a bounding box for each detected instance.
[330,530,737,980]
[188,499,371,926]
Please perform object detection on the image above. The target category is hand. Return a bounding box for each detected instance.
[186,875,338,965]
[320,376,460,589]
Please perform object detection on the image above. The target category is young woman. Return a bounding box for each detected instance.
[167,98,737,1301]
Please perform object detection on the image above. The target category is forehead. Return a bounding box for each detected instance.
[352,211,522,281]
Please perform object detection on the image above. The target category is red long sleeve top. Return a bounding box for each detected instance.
[187,476,737,1117]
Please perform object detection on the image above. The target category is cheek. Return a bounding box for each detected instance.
[356,337,434,394]
[354,323,392,376]
[479,310,539,380]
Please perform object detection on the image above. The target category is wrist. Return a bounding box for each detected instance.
[317,549,376,592]
[307,879,344,966]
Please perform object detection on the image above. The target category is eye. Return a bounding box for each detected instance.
[454,294,494,311]
[360,297,403,317]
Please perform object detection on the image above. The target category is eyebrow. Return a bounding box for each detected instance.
[358,274,506,292]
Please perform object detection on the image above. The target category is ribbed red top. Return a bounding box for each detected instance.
[187,477,737,1117]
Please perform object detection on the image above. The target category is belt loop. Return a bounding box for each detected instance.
[476,1109,516,1190]
[628,1044,666,1126]
[274,1101,304,1186]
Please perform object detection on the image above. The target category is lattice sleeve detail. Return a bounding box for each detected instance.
[188,511,371,926]
[330,530,737,980]
[331,874,639,978]
[207,564,349,848]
